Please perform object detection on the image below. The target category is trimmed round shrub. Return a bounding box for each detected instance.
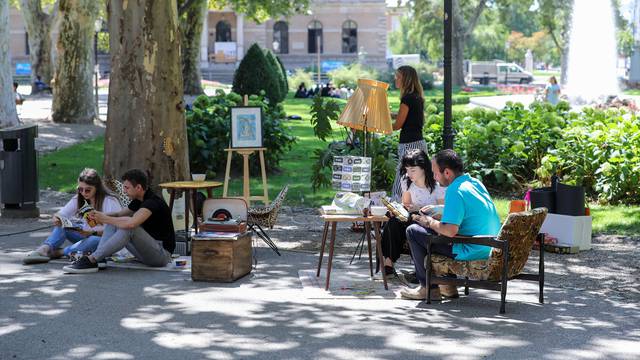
[264,50,287,102]
[233,43,282,105]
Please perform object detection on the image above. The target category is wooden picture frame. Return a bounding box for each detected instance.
[230,107,263,148]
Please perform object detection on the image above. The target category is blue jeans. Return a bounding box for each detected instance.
[43,226,101,256]
[406,224,455,288]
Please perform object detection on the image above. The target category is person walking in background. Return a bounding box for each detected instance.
[544,76,561,105]
[391,65,427,201]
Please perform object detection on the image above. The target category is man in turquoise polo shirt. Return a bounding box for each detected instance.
[401,149,501,301]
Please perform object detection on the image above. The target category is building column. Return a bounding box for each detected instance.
[236,13,244,61]
[200,7,209,66]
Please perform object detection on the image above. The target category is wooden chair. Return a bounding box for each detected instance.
[425,207,548,313]
[247,185,289,256]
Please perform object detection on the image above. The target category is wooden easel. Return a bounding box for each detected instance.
[222,95,269,205]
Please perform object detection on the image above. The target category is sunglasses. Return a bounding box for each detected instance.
[77,186,94,194]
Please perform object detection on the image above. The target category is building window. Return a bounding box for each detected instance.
[342,20,357,54]
[308,20,323,54]
[216,20,232,42]
[273,21,289,54]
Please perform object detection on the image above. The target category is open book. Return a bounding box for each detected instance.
[380,198,410,222]
[380,199,444,223]
[54,215,84,230]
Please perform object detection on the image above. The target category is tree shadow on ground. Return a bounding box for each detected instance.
[1,248,639,359]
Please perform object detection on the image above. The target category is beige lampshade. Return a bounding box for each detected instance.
[337,78,392,135]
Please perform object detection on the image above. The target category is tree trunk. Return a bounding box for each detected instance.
[19,0,55,93]
[180,0,205,95]
[104,0,189,186]
[51,0,98,124]
[452,0,467,87]
[1,0,19,128]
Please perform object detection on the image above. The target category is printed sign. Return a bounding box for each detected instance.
[332,156,371,192]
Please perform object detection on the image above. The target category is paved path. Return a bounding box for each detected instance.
[1,206,639,359]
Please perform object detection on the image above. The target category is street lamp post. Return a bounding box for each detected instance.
[442,0,454,150]
[94,19,102,121]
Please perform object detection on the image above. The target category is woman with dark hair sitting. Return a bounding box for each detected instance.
[22,168,122,264]
[379,149,445,275]
[294,83,309,98]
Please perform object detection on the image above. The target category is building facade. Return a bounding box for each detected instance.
[8,0,391,82]
[201,0,389,71]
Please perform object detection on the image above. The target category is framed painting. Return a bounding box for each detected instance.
[230,107,263,148]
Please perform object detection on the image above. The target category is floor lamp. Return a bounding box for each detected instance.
[338,79,392,265]
[338,79,393,156]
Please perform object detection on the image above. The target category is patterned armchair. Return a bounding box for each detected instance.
[426,207,548,313]
[247,185,289,256]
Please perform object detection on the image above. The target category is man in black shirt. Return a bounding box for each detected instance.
[64,169,175,273]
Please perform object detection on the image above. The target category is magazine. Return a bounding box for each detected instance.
[54,215,84,230]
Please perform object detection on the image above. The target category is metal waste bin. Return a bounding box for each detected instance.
[0,124,40,218]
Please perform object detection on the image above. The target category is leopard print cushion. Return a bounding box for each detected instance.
[104,179,131,208]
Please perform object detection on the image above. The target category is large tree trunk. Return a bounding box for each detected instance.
[452,28,466,87]
[180,0,205,95]
[1,0,19,127]
[51,0,98,124]
[104,0,189,186]
[19,0,55,93]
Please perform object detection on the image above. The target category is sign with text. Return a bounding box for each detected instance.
[332,156,371,192]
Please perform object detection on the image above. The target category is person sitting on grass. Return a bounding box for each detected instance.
[63,169,175,274]
[400,149,501,301]
[22,168,122,266]
[379,149,445,276]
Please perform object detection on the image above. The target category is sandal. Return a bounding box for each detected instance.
[22,251,50,265]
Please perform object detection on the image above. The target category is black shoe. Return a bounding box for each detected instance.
[97,259,107,270]
[63,256,98,274]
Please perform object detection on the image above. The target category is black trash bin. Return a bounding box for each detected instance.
[0,125,39,218]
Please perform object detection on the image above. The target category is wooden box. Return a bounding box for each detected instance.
[191,232,252,282]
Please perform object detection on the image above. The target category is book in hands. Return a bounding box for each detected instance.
[380,198,410,222]
[55,215,84,230]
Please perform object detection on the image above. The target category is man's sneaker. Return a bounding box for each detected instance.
[97,259,107,270]
[63,256,98,274]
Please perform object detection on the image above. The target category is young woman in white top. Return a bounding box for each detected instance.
[23,168,122,264]
[380,149,445,275]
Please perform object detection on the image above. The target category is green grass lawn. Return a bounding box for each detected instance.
[38,90,640,235]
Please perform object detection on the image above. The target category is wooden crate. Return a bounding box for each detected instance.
[191,232,252,282]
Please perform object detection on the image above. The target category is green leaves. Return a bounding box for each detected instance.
[309,95,340,142]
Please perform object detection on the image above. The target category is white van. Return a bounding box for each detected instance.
[466,61,534,84]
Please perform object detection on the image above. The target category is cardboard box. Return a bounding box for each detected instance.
[540,213,592,251]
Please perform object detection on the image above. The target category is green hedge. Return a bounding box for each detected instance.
[423,101,639,204]
[233,43,282,105]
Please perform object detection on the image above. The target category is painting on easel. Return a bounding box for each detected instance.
[231,107,263,148]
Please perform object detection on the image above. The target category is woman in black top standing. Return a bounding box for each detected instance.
[391,65,427,201]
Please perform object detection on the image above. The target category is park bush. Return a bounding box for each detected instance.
[537,108,640,204]
[422,101,639,204]
[233,43,282,105]
[288,68,314,91]
[186,90,296,178]
[264,50,288,102]
[328,63,378,89]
